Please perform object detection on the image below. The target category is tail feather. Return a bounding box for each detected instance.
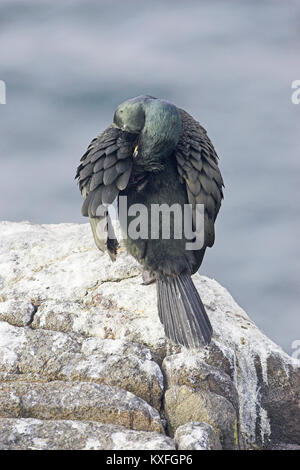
[157,272,213,348]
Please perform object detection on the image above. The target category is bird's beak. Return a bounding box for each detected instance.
[133,145,139,158]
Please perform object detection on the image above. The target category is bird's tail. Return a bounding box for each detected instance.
[157,272,213,348]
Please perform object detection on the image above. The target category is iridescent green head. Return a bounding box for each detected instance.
[113,95,182,171]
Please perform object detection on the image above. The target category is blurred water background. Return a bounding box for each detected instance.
[0,0,299,354]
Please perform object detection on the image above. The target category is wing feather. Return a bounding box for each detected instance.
[116,166,132,190]
[76,125,136,258]
[175,109,224,248]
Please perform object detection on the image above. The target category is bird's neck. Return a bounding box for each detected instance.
[137,100,182,172]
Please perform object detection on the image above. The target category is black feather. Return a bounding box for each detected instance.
[103,154,118,169]
[103,166,118,186]
[93,157,105,172]
[90,171,103,192]
[79,163,93,180]
[102,184,119,205]
[81,191,93,217]
[116,158,132,174]
[90,149,106,163]
[105,143,119,156]
[90,187,104,217]
[157,272,212,348]
[116,168,132,190]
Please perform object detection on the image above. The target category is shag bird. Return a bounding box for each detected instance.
[76,95,224,348]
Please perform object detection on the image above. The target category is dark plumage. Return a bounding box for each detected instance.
[76,95,224,348]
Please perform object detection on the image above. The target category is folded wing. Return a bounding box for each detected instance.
[75,125,136,259]
[175,109,224,248]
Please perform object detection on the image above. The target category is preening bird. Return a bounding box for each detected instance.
[76,95,224,348]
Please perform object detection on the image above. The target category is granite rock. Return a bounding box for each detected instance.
[0,418,174,450]
[0,221,299,449]
[175,422,222,450]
